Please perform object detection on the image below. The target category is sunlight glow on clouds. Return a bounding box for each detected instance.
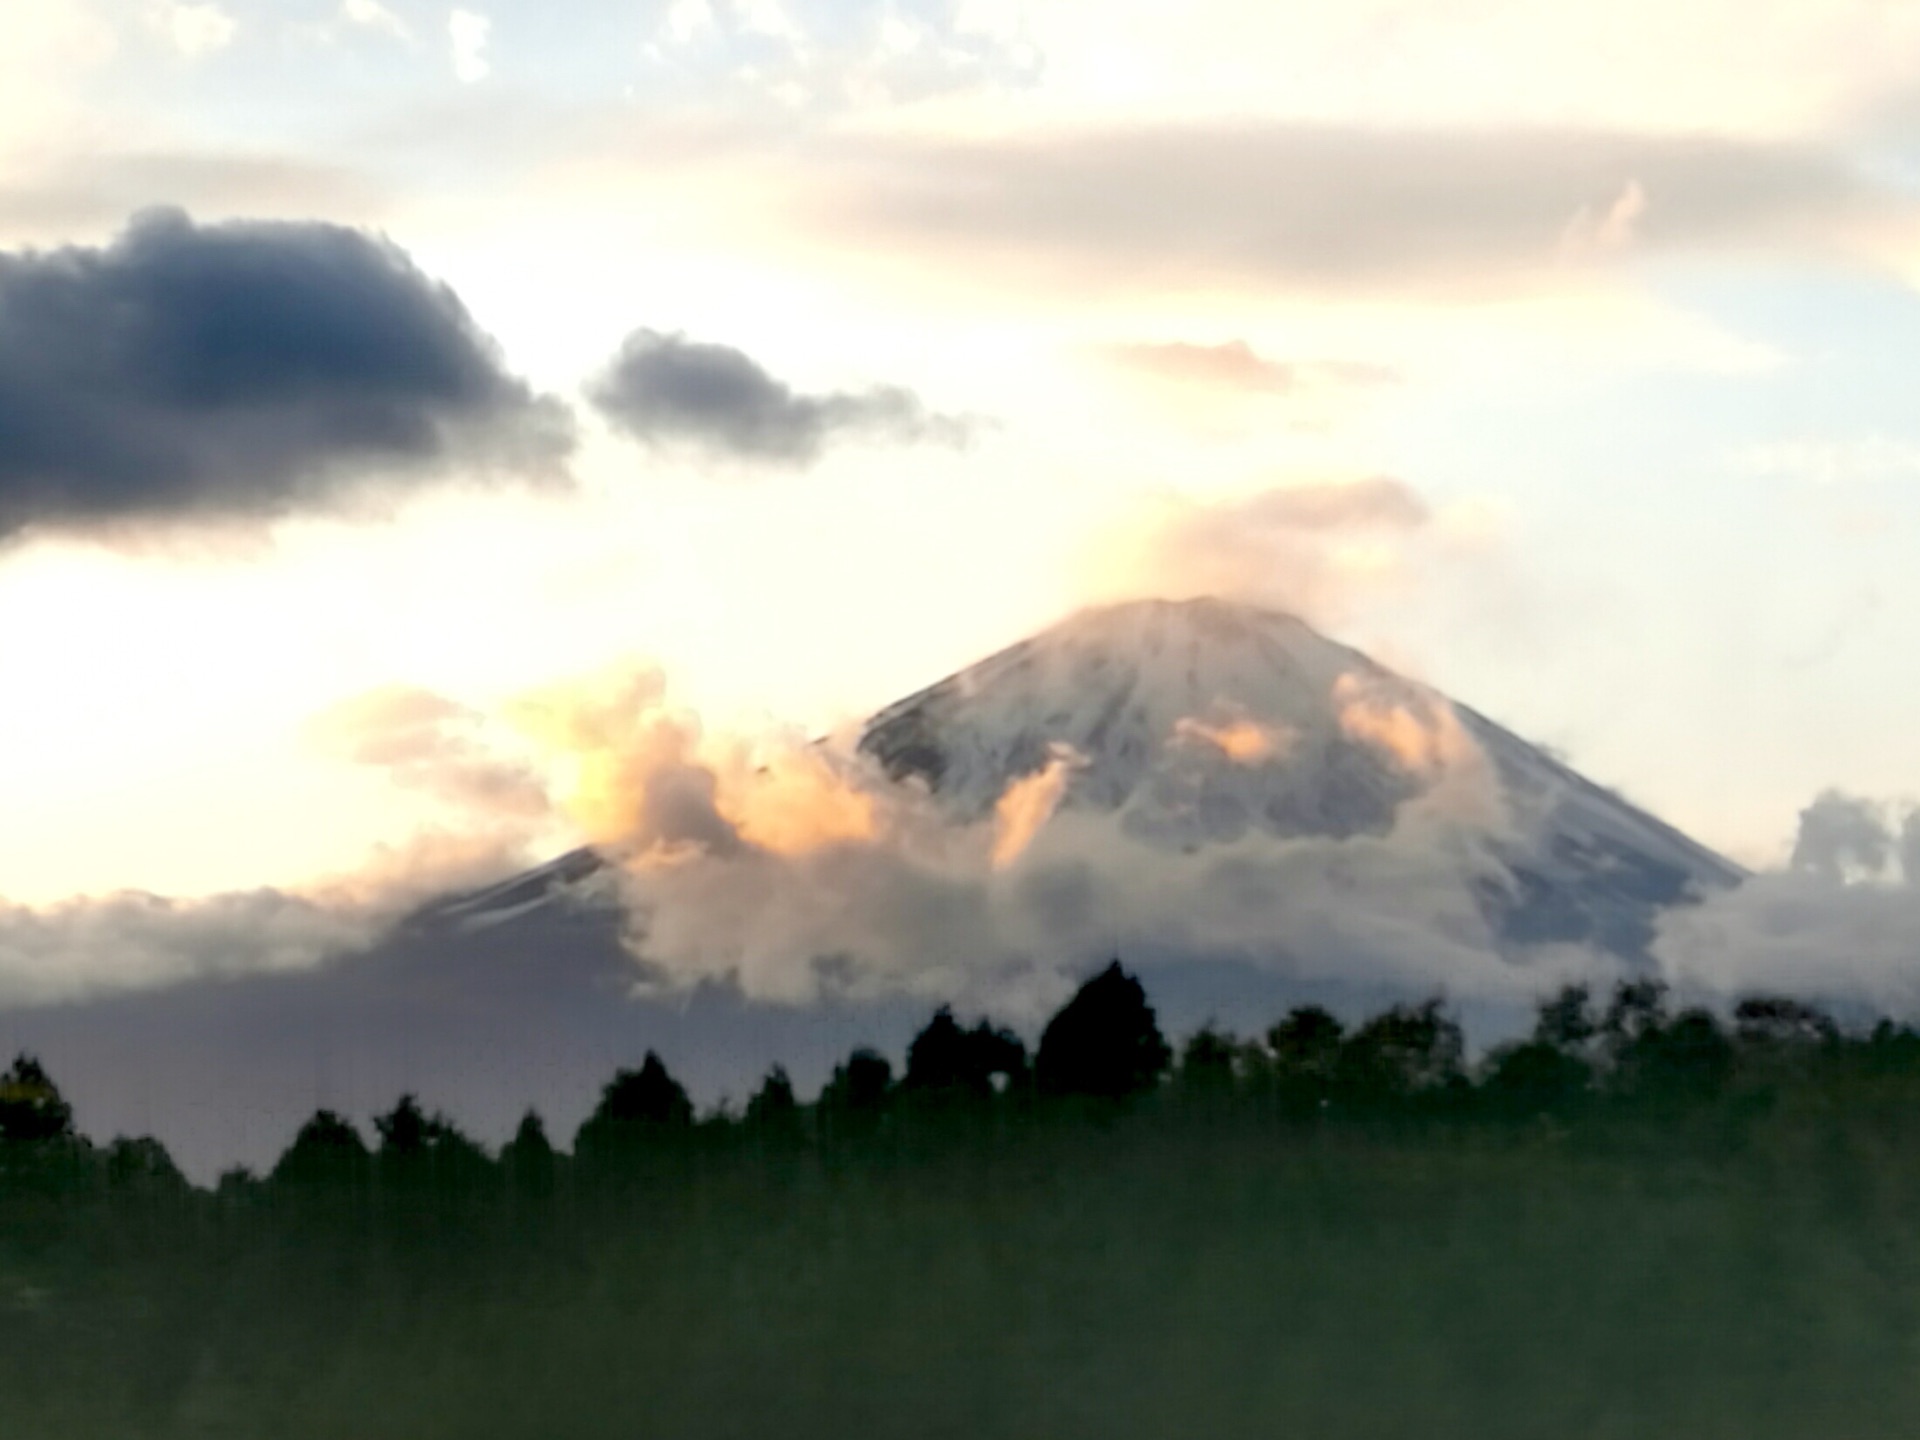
[1,0,1919,973]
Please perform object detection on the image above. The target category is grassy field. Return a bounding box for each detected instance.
[6,1095,1920,1440]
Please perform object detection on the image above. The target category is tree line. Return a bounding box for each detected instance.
[7,960,1919,1198]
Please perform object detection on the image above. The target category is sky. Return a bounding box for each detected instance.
[4,0,1920,1000]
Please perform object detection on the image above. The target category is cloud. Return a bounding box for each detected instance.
[0,888,375,1007]
[448,8,490,81]
[604,745,1546,1018]
[0,820,566,1008]
[0,207,572,540]
[1094,476,1441,625]
[342,0,410,41]
[0,679,586,1006]
[640,0,1041,110]
[1789,788,1897,882]
[0,151,389,240]
[476,657,1568,1018]
[147,1,236,58]
[305,684,553,821]
[1171,716,1293,766]
[1654,790,1920,1013]
[1099,339,1400,395]
[1559,177,1647,259]
[812,123,1909,297]
[587,328,971,465]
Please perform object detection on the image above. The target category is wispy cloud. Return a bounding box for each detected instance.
[811,123,1909,298]
[1097,339,1400,395]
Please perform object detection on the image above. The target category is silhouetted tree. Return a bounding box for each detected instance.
[1267,1006,1346,1110]
[1734,995,1839,1050]
[1533,984,1600,1052]
[0,1054,74,1143]
[501,1110,558,1200]
[595,1053,695,1127]
[104,1135,189,1197]
[1177,1024,1241,1100]
[576,1052,695,1163]
[1481,1041,1592,1116]
[1865,1019,1920,1078]
[817,1048,894,1143]
[904,1007,1030,1101]
[1335,999,1465,1104]
[1036,961,1172,1101]
[744,1066,803,1134]
[1617,1007,1735,1104]
[373,1093,493,1194]
[271,1110,372,1188]
[1602,978,1670,1056]
[820,1048,893,1112]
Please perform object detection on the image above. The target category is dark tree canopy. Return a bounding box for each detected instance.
[1618,1008,1736,1102]
[1482,1041,1592,1114]
[503,1109,554,1162]
[373,1094,436,1156]
[904,1007,1029,1099]
[1178,1024,1241,1096]
[501,1110,557,1195]
[574,1052,695,1164]
[271,1110,372,1186]
[744,1066,801,1129]
[105,1136,188,1195]
[820,1048,894,1115]
[1268,1006,1345,1081]
[1036,961,1172,1100]
[1335,1000,1466,1100]
[372,1094,491,1188]
[1533,984,1600,1051]
[590,1053,695,1129]
[0,1054,74,1143]
[1734,995,1840,1049]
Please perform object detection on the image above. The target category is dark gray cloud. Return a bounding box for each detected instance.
[815,124,1909,295]
[588,328,970,465]
[0,207,572,537]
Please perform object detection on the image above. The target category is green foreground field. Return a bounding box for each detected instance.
[4,1100,1919,1440]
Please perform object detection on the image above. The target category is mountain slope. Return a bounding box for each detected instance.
[859,597,1743,955]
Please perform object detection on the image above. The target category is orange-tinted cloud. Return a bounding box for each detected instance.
[1172,716,1293,765]
[991,746,1081,869]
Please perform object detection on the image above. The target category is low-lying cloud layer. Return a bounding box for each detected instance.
[588,328,969,465]
[20,663,1916,1026]
[1654,789,1920,1012]
[0,888,374,1008]
[0,208,572,539]
[479,657,1575,1019]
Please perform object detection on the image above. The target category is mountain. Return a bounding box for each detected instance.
[0,597,1743,1179]
[859,597,1743,955]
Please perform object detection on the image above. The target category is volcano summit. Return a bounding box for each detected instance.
[861,597,1742,956]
